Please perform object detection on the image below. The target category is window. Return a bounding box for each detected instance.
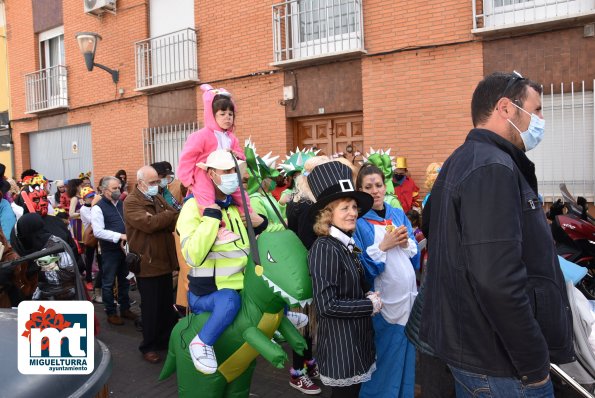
[527,81,594,200]
[293,0,361,57]
[39,26,65,70]
[272,0,364,63]
[38,26,66,103]
[298,0,358,42]
[480,0,595,28]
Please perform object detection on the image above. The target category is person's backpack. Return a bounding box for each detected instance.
[82,226,97,247]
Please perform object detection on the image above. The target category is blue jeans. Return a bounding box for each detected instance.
[188,289,241,346]
[101,249,130,316]
[449,365,554,398]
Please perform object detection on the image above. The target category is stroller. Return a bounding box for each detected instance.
[0,236,87,304]
[550,278,595,397]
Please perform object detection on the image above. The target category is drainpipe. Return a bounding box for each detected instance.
[7,120,14,179]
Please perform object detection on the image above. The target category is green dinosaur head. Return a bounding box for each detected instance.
[243,230,312,312]
[362,148,396,194]
[278,147,320,177]
[244,138,280,195]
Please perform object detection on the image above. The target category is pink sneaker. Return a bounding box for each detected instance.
[214,227,240,245]
[289,374,321,395]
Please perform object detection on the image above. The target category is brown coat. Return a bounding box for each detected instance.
[123,187,179,278]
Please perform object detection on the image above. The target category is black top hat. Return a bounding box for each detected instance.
[307,161,373,219]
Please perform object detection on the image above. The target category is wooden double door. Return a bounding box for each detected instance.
[295,114,363,161]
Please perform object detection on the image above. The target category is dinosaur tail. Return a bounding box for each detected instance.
[158,330,177,380]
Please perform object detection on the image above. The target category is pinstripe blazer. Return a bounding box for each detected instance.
[308,234,376,386]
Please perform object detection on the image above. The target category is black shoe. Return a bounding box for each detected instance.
[134,318,143,332]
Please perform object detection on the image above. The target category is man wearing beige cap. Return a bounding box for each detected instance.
[177,149,267,374]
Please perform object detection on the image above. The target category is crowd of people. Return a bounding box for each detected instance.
[0,73,584,398]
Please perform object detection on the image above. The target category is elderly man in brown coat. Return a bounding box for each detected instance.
[124,165,179,364]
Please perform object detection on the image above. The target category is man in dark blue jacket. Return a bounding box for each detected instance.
[92,176,137,326]
[420,72,574,397]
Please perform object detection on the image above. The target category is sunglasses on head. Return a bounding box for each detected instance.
[501,70,526,100]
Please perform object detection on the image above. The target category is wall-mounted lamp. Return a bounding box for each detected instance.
[75,32,119,84]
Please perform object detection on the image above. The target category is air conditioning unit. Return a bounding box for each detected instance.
[84,0,116,15]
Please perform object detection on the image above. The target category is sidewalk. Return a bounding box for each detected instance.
[93,287,330,397]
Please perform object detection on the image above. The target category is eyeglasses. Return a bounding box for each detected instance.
[501,70,526,100]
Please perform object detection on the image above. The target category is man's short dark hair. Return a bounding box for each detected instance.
[21,169,38,180]
[471,72,542,127]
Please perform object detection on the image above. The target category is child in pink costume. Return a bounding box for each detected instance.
[178,85,251,241]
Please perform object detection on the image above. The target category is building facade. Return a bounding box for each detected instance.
[4,0,594,199]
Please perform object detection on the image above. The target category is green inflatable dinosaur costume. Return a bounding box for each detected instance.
[159,229,313,397]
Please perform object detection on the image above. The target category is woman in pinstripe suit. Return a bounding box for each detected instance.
[307,161,382,398]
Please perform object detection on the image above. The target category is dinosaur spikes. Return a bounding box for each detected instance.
[244,136,256,151]
[260,152,279,169]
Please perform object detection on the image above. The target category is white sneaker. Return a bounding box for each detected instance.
[189,335,218,374]
[287,311,308,330]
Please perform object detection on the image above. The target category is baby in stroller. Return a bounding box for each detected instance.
[10,213,77,301]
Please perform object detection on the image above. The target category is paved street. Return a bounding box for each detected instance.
[93,287,331,398]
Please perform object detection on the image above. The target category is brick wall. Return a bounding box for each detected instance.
[363,0,475,53]
[483,26,595,91]
[196,72,290,158]
[362,43,484,196]
[196,0,277,81]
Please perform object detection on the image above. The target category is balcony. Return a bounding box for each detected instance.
[472,0,595,34]
[272,0,365,66]
[25,65,68,114]
[135,28,199,91]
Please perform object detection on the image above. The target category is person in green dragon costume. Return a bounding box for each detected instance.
[244,138,286,231]
[362,148,403,211]
[159,230,313,397]
[160,148,314,397]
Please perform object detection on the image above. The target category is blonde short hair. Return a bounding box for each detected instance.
[292,155,330,203]
[313,198,353,236]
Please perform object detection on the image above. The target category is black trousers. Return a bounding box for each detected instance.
[331,383,361,398]
[137,273,177,354]
[84,245,95,283]
[292,333,313,370]
[418,351,456,398]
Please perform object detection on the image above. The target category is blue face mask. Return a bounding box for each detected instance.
[216,173,239,195]
[146,185,159,196]
[508,102,545,152]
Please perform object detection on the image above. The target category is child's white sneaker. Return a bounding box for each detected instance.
[287,311,309,329]
[189,335,218,374]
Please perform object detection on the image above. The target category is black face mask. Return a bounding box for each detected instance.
[394,174,406,183]
[84,203,92,207]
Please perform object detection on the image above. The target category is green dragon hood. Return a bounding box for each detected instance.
[362,147,396,194]
[244,230,313,312]
[244,138,280,195]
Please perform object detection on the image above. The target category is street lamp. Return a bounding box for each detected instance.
[75,32,119,84]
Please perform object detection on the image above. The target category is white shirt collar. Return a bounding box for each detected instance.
[329,226,356,252]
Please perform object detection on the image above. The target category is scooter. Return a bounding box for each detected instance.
[548,184,595,299]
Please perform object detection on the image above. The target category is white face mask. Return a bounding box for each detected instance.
[214,173,239,195]
[507,102,546,152]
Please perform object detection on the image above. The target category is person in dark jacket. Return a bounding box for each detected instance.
[419,72,575,397]
[285,155,329,395]
[91,176,136,326]
[124,165,179,364]
[307,161,380,398]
